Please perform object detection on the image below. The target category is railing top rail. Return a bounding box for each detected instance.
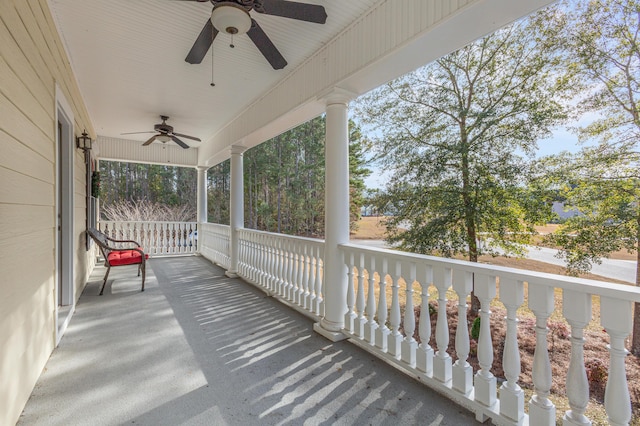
[239,227,325,245]
[340,242,640,302]
[100,221,197,225]
[201,223,230,229]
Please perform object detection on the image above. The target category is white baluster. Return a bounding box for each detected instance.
[528,283,556,425]
[256,234,261,283]
[263,235,270,289]
[240,232,247,277]
[174,223,179,254]
[287,241,294,300]
[244,232,251,277]
[364,255,378,346]
[308,245,317,310]
[562,290,592,426]
[282,239,290,297]
[375,257,390,352]
[251,233,258,281]
[314,246,324,316]
[292,241,299,301]
[452,269,473,396]
[302,244,310,309]
[253,233,260,283]
[345,251,356,333]
[152,223,158,255]
[291,242,299,303]
[401,262,417,368]
[238,231,245,276]
[170,223,176,254]
[474,273,497,409]
[388,260,403,358]
[601,296,633,426]
[277,238,285,296]
[355,253,367,339]
[145,223,151,253]
[256,233,262,284]
[433,265,452,384]
[176,223,183,253]
[316,246,324,316]
[416,264,433,376]
[160,223,167,254]
[262,234,273,291]
[296,242,305,305]
[271,237,277,291]
[499,278,525,422]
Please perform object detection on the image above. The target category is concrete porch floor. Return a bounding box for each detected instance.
[18,256,479,426]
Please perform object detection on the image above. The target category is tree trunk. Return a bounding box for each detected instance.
[461,144,481,317]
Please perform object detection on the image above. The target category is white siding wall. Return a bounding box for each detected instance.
[0,1,94,424]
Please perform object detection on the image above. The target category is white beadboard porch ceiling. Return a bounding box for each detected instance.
[49,0,556,166]
[49,0,379,149]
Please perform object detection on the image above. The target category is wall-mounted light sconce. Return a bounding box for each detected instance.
[76,130,92,152]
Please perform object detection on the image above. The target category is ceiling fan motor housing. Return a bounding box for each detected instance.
[154,123,173,134]
[211,2,252,35]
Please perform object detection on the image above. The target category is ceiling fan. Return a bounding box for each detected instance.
[121,116,201,149]
[184,0,327,70]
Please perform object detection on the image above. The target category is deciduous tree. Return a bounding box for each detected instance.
[546,0,640,353]
[356,6,568,313]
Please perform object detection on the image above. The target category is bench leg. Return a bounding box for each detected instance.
[99,266,111,295]
[140,262,146,292]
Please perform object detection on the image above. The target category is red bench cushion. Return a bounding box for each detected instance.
[107,250,148,266]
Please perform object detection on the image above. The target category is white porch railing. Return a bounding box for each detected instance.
[238,228,325,320]
[101,221,639,425]
[98,221,197,256]
[340,242,640,426]
[199,223,231,269]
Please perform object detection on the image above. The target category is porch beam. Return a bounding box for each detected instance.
[314,88,355,341]
[226,145,246,278]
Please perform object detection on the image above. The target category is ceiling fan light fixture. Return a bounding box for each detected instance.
[157,134,171,143]
[211,3,251,36]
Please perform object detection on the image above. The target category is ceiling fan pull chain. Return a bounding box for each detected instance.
[230,34,235,49]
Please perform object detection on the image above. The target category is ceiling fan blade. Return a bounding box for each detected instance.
[259,0,327,24]
[185,19,219,64]
[171,135,190,149]
[247,19,287,70]
[172,132,201,142]
[142,135,158,146]
[121,131,155,135]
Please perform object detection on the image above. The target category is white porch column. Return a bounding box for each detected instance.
[227,145,246,278]
[196,166,207,254]
[314,88,353,341]
[196,166,208,224]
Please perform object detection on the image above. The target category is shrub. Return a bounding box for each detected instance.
[471,317,481,340]
[428,301,437,316]
[548,321,570,340]
[585,358,608,384]
[101,199,196,222]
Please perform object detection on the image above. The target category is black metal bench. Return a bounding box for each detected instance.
[87,227,148,295]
